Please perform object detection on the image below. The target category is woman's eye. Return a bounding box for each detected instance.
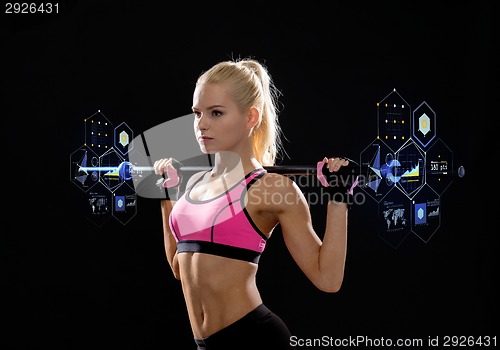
[212,110,222,117]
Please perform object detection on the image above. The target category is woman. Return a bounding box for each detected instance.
[154,58,351,349]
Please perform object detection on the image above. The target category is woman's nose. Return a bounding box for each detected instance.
[197,114,208,130]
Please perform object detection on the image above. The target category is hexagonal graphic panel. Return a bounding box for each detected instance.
[411,184,441,243]
[99,148,126,192]
[85,182,113,227]
[359,138,396,203]
[377,89,411,152]
[412,101,436,149]
[364,89,464,247]
[394,139,425,199]
[115,122,133,157]
[71,110,139,226]
[112,182,137,225]
[426,138,454,195]
[70,145,100,192]
[85,111,114,157]
[378,190,412,249]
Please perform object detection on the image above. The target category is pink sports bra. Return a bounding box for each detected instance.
[169,168,268,263]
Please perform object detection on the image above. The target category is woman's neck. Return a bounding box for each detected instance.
[211,151,261,177]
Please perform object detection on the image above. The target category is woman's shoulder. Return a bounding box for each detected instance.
[249,172,306,211]
[257,172,300,194]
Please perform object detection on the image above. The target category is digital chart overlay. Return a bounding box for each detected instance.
[70,90,464,248]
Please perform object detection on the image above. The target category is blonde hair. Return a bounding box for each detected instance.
[196,58,284,166]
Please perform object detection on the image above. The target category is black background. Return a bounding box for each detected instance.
[3,1,495,349]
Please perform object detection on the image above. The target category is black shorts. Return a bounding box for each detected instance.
[194,304,295,350]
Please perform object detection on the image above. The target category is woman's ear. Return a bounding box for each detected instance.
[247,107,261,130]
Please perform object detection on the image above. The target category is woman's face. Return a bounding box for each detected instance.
[192,83,251,155]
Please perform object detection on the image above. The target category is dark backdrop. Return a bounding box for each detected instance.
[3,1,494,349]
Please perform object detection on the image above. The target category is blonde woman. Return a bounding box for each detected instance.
[154,58,352,349]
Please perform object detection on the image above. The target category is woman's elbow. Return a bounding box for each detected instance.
[321,282,342,293]
[316,276,344,293]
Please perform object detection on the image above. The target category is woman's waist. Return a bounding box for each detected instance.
[178,251,259,287]
[181,275,259,302]
[184,287,262,339]
[178,253,261,338]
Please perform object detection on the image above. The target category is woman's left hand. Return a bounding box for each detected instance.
[322,156,349,172]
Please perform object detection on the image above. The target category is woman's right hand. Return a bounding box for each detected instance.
[154,158,182,189]
[154,157,175,176]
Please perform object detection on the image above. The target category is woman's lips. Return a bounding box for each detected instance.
[198,136,213,142]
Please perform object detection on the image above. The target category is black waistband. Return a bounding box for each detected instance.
[177,240,261,264]
[195,337,207,349]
